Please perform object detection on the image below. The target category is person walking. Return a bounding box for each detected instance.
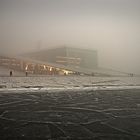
[10,70,13,77]
[26,71,28,76]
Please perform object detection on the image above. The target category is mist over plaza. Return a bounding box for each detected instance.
[0,0,140,74]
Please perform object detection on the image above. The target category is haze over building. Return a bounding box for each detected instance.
[27,47,98,69]
[0,0,140,74]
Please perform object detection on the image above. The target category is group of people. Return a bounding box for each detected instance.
[9,71,28,77]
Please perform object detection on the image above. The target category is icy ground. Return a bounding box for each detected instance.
[0,74,140,93]
[0,87,140,139]
[0,66,140,92]
[0,67,140,139]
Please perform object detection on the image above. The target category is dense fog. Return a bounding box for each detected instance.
[0,0,140,74]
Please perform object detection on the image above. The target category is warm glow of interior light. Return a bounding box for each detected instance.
[49,67,52,71]
[43,65,46,69]
[63,70,72,75]
[25,65,28,71]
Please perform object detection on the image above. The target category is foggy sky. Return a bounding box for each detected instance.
[0,0,140,74]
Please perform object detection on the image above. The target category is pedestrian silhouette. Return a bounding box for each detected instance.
[10,71,13,77]
[26,71,28,76]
